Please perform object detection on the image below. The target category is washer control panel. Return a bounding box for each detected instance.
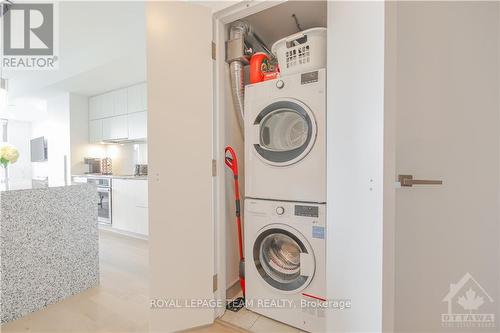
[294,205,319,218]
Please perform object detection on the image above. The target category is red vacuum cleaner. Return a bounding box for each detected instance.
[225,146,246,311]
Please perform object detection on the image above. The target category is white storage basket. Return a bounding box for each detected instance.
[272,27,327,76]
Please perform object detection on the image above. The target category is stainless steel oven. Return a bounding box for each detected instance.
[74,176,112,225]
[96,186,112,225]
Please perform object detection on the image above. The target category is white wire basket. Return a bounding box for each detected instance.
[271,27,327,76]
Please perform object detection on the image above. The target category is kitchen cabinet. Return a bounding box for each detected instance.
[102,115,128,141]
[89,83,147,142]
[112,179,148,236]
[89,93,113,120]
[89,119,103,143]
[89,96,100,120]
[112,88,128,116]
[127,83,147,113]
[101,93,114,118]
[127,112,147,140]
[89,89,127,120]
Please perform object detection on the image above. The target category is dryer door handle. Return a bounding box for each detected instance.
[253,124,274,151]
[252,124,262,146]
[300,252,315,277]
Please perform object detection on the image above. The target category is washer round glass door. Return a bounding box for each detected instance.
[252,99,317,166]
[253,224,315,293]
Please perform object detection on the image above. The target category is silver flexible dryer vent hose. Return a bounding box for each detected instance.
[228,21,249,135]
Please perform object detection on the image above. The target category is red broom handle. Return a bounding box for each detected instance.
[225,147,244,261]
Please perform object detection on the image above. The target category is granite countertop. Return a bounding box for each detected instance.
[0,180,91,192]
[72,174,148,180]
[0,183,99,323]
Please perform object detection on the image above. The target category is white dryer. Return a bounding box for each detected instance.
[245,198,326,332]
[244,69,326,203]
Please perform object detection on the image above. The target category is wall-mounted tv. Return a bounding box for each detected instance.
[30,136,48,162]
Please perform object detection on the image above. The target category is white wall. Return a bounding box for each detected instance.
[224,60,245,290]
[326,2,385,332]
[383,2,397,331]
[69,94,90,175]
[47,93,71,186]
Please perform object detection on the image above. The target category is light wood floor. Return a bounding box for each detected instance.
[1,230,246,333]
[3,230,150,332]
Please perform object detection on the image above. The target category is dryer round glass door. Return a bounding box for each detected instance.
[253,224,315,293]
[252,99,317,166]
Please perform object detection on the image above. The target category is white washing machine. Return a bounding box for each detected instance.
[245,198,326,332]
[244,69,326,203]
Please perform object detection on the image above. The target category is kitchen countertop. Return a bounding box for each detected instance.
[72,174,148,180]
[0,180,89,192]
[0,183,99,323]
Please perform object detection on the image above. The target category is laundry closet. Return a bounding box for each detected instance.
[215,2,327,332]
[147,1,386,332]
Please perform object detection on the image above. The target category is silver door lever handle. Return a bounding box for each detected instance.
[398,174,443,187]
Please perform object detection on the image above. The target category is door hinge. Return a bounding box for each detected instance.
[212,159,217,177]
[213,274,218,292]
[212,42,216,60]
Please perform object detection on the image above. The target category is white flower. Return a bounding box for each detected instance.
[0,144,19,165]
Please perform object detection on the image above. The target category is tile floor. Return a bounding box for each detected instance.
[220,287,304,333]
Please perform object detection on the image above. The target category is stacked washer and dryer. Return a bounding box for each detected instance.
[243,28,327,332]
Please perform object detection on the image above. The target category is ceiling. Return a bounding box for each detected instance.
[244,1,327,48]
[2,1,326,122]
[2,1,147,121]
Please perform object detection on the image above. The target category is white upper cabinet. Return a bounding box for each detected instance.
[127,112,147,140]
[89,89,127,120]
[89,119,103,143]
[89,83,147,142]
[112,88,128,116]
[89,96,100,120]
[100,93,114,118]
[127,83,147,113]
[89,93,113,119]
[102,115,128,141]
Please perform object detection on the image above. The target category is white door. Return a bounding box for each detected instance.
[393,2,499,332]
[146,2,215,332]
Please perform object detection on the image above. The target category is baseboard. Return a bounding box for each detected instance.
[98,225,148,240]
[226,279,242,299]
